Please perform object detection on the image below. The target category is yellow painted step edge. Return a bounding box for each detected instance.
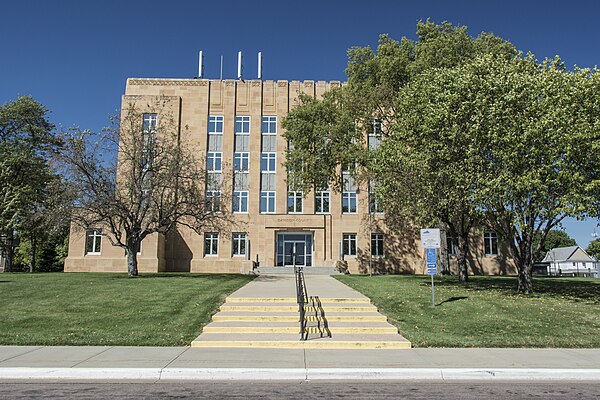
[225,297,371,303]
[190,341,411,349]
[212,315,387,322]
[202,327,398,334]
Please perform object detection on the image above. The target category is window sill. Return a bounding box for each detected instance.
[85,252,101,256]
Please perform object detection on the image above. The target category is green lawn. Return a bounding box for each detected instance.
[0,273,254,346]
[335,275,600,348]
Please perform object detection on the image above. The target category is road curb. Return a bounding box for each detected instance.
[1,368,599,381]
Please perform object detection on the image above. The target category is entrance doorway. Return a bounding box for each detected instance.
[276,233,313,267]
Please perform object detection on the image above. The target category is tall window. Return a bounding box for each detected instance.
[260,191,276,213]
[232,233,247,257]
[207,116,223,214]
[141,113,157,170]
[371,233,384,257]
[287,191,303,213]
[235,116,250,134]
[447,235,458,256]
[342,164,357,214]
[233,191,248,213]
[484,231,498,256]
[234,117,250,213]
[261,116,277,134]
[343,233,357,256]
[85,229,102,255]
[260,116,277,213]
[342,192,357,213]
[204,233,219,256]
[315,191,330,214]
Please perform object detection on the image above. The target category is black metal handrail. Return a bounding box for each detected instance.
[294,261,308,340]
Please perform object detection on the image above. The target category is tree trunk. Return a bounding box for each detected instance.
[516,234,534,294]
[517,263,533,294]
[456,235,469,283]
[126,247,138,277]
[30,235,36,273]
[6,231,14,272]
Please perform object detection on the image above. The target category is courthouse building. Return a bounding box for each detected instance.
[65,77,515,275]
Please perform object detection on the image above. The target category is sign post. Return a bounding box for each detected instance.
[421,229,441,307]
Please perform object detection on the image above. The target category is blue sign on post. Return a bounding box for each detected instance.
[426,263,437,275]
[426,248,437,263]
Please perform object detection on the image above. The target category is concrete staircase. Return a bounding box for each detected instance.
[255,266,342,275]
[192,291,411,349]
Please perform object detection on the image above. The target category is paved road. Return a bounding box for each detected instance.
[0,381,599,399]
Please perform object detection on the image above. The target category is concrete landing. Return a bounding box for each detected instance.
[191,274,411,349]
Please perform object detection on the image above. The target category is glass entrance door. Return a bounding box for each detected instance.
[283,241,305,266]
[276,233,312,267]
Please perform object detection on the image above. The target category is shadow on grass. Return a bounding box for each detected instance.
[435,276,600,303]
[106,273,256,282]
[436,296,469,306]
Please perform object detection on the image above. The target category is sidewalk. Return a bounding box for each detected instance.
[0,346,599,381]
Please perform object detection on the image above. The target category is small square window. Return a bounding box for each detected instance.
[142,113,158,132]
[208,116,224,134]
[235,116,251,134]
[234,152,249,172]
[207,152,222,172]
[260,152,276,172]
[233,191,248,213]
[260,191,276,213]
[261,116,277,134]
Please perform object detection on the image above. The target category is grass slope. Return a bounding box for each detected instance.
[0,273,254,346]
[336,275,600,348]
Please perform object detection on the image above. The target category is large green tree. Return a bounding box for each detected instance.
[478,56,598,293]
[284,21,516,281]
[390,52,598,292]
[0,97,65,272]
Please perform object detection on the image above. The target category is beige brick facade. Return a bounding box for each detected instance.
[64,78,516,275]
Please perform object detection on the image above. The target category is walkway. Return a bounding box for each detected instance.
[1,346,599,381]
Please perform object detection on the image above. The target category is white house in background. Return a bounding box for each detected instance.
[541,246,598,277]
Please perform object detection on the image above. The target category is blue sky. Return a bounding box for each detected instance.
[1,0,598,247]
